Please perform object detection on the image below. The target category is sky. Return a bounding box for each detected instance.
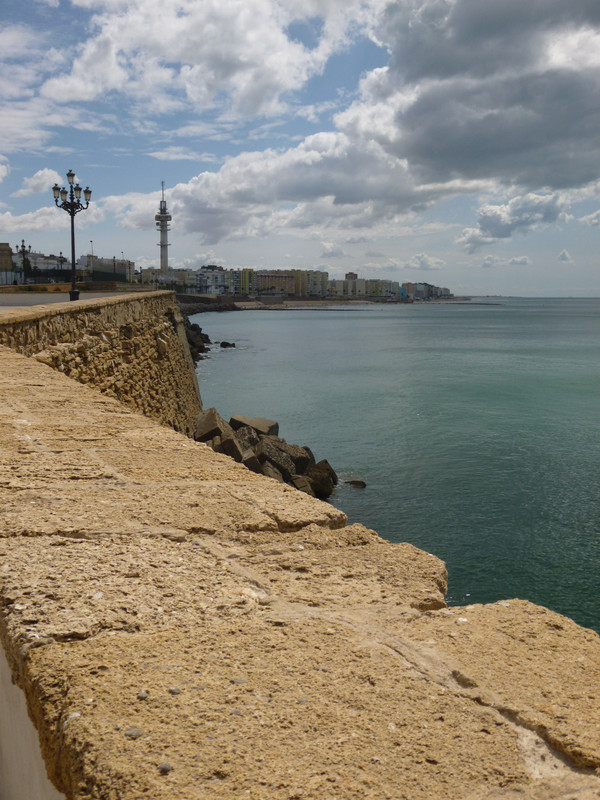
[1,0,600,297]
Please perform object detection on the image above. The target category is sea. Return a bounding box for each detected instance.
[192,298,600,634]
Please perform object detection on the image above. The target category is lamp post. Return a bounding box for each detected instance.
[52,170,91,301]
[15,239,31,283]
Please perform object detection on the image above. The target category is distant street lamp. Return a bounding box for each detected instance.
[15,239,31,282]
[52,169,91,301]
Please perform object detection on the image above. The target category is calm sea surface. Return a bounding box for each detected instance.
[193,298,600,633]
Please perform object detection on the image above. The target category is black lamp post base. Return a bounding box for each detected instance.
[69,289,80,301]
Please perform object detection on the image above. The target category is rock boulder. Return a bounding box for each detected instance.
[194,408,244,463]
[305,459,338,499]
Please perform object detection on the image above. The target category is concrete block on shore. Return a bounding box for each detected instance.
[194,407,231,442]
[230,414,279,436]
[260,460,285,482]
[256,436,296,482]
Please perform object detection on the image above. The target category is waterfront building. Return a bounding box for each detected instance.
[329,279,348,297]
[0,243,15,284]
[353,279,367,297]
[197,265,230,295]
[255,270,296,296]
[289,269,329,297]
[78,254,134,282]
[329,275,400,299]
[402,282,452,300]
[237,268,255,296]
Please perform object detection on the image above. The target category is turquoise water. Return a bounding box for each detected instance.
[193,299,600,632]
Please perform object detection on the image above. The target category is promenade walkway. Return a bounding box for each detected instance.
[0,292,131,308]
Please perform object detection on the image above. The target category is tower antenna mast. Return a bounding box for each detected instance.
[155,181,172,273]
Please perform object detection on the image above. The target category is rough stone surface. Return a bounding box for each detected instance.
[0,319,600,800]
[234,425,261,451]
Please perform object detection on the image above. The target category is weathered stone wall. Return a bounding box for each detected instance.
[0,292,202,437]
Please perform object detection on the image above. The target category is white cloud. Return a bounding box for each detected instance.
[0,203,104,234]
[481,255,502,269]
[0,24,44,61]
[0,206,70,233]
[580,209,600,226]
[508,256,532,266]
[40,0,381,118]
[558,249,574,263]
[146,147,218,162]
[41,34,129,102]
[481,254,531,269]
[12,168,63,197]
[545,28,600,71]
[320,241,346,258]
[102,131,434,244]
[404,252,444,271]
[457,192,572,252]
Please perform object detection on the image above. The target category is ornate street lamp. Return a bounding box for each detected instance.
[15,239,32,282]
[52,169,91,301]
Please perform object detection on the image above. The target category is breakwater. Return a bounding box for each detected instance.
[0,292,599,800]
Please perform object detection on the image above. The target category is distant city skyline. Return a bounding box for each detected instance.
[1,0,600,297]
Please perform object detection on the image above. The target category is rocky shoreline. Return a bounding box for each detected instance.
[180,302,346,500]
[194,408,339,499]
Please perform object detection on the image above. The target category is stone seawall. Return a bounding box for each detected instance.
[0,292,202,438]
[1,297,599,800]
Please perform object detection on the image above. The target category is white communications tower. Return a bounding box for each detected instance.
[155,181,171,273]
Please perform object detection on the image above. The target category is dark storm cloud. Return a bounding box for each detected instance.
[375,0,600,191]
[398,70,600,188]
[382,0,600,83]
